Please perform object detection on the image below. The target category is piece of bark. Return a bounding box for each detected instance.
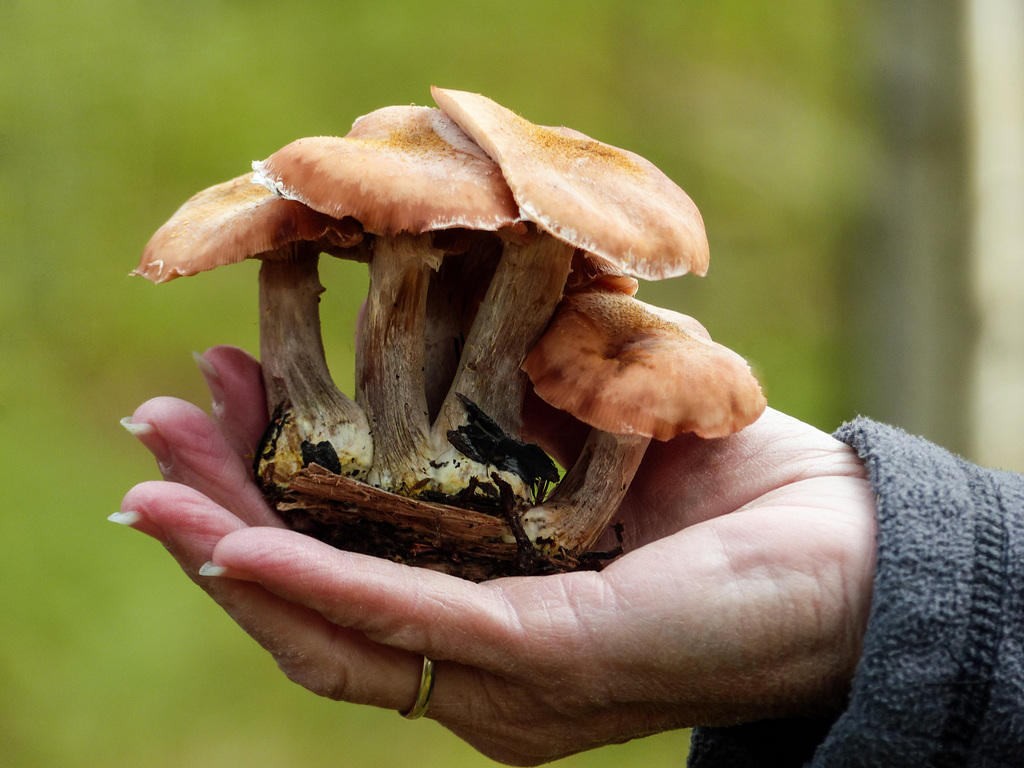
[268,464,584,581]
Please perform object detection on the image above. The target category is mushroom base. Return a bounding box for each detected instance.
[259,464,614,582]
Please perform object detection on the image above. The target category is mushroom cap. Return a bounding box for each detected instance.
[252,106,521,237]
[134,174,360,283]
[431,87,710,281]
[522,290,766,440]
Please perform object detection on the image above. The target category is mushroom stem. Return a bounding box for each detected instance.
[435,232,574,440]
[429,232,574,505]
[521,431,650,554]
[357,234,439,494]
[422,233,501,421]
[257,246,373,487]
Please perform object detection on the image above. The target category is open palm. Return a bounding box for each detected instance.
[120,346,876,765]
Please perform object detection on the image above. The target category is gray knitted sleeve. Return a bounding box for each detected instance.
[687,417,1024,767]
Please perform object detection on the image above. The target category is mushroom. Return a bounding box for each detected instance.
[521,289,767,552]
[527,292,765,440]
[429,87,710,280]
[428,87,735,556]
[134,88,765,579]
[133,174,374,486]
[252,105,574,507]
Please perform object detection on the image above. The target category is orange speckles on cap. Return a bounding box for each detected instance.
[254,106,520,237]
[431,87,709,281]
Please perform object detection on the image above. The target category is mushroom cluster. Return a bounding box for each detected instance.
[134,87,766,580]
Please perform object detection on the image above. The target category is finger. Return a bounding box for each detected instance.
[124,396,280,528]
[120,481,425,711]
[206,526,607,683]
[121,479,248,559]
[194,345,268,462]
[204,528,681,761]
[209,528,508,656]
[203,529,571,730]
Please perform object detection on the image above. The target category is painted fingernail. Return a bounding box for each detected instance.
[193,351,225,417]
[121,417,174,476]
[199,562,228,577]
[108,510,143,526]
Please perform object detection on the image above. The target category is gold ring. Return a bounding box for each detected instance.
[400,656,435,720]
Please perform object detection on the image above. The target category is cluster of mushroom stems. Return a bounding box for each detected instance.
[135,87,766,577]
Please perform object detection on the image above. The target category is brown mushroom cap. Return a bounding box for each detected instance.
[431,87,710,281]
[133,174,360,283]
[522,290,766,440]
[252,106,521,237]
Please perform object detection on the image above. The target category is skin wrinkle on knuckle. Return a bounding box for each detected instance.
[267,623,355,702]
[275,647,341,699]
[464,582,540,655]
[361,618,430,653]
[149,425,235,491]
[194,447,239,486]
[488,589,561,665]
[181,425,247,482]
[344,575,437,650]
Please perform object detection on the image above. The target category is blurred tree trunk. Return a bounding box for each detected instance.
[847,2,976,457]
[965,0,1024,472]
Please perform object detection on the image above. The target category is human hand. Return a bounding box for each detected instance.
[119,345,877,765]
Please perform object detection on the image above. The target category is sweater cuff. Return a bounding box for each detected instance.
[818,417,1023,766]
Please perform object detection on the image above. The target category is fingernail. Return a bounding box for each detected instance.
[193,351,225,417]
[107,508,166,542]
[108,510,143,526]
[121,416,173,475]
[120,417,155,438]
[199,561,228,577]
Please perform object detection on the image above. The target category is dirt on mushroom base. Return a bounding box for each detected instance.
[255,405,604,581]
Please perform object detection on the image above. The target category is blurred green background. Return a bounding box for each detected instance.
[2,1,996,766]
